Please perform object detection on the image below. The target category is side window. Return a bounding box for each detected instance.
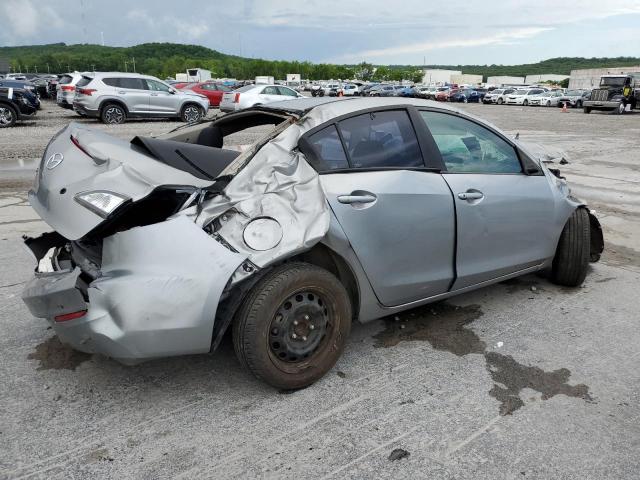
[277,86,297,97]
[146,79,171,92]
[337,110,423,169]
[103,78,120,87]
[305,125,349,171]
[262,86,278,95]
[420,111,522,174]
[119,78,146,90]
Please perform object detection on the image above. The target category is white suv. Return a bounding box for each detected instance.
[73,72,210,124]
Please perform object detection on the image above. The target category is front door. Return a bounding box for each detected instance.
[303,109,456,306]
[146,79,179,115]
[419,110,556,290]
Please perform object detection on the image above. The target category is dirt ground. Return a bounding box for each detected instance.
[0,99,638,479]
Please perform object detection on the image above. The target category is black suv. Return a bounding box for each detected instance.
[0,87,38,127]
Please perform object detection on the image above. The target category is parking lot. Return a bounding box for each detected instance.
[1,100,639,479]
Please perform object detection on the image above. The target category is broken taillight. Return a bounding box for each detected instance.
[61,85,75,92]
[54,310,87,322]
[77,88,96,96]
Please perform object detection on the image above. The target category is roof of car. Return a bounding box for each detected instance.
[259,96,462,116]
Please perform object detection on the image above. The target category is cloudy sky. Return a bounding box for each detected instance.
[1,0,640,65]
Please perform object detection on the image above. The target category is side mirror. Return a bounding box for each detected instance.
[168,87,177,94]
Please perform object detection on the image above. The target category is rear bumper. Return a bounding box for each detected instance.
[21,217,246,363]
[583,100,619,110]
[72,102,100,117]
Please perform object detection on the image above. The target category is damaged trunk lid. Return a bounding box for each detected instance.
[29,123,229,240]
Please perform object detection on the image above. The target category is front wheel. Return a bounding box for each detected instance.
[523,99,529,106]
[497,98,504,105]
[551,208,590,287]
[615,102,626,115]
[233,262,352,390]
[546,100,551,107]
[0,105,17,128]
[583,106,592,114]
[181,104,203,123]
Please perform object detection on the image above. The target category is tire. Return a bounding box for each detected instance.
[523,99,529,106]
[497,97,504,105]
[0,104,17,128]
[100,103,126,124]
[576,100,582,108]
[546,101,551,107]
[583,107,592,114]
[551,208,590,287]
[233,262,352,390]
[615,102,625,115]
[181,104,203,123]
[318,90,325,97]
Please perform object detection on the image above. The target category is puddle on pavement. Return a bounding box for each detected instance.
[28,336,92,370]
[373,301,592,415]
[373,303,485,356]
[485,352,592,415]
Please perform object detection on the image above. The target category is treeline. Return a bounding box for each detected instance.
[2,43,640,81]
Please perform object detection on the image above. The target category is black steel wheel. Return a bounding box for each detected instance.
[233,262,351,389]
[0,105,17,128]
[101,103,126,124]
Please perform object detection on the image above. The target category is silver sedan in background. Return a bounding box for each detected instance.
[219,84,303,112]
[21,97,603,390]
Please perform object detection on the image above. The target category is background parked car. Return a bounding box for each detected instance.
[0,86,38,127]
[505,88,546,106]
[342,83,360,96]
[397,85,417,97]
[220,84,302,112]
[450,88,481,103]
[434,87,452,101]
[180,82,231,107]
[369,84,396,97]
[359,84,379,96]
[557,89,591,108]
[57,72,88,109]
[72,72,210,124]
[529,90,564,107]
[0,79,40,109]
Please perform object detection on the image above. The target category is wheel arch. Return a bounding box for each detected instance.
[99,98,129,115]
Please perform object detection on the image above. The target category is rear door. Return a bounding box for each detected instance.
[146,79,179,114]
[117,77,150,113]
[302,108,456,306]
[418,110,556,290]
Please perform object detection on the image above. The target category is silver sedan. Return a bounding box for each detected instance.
[22,97,603,389]
[219,83,303,112]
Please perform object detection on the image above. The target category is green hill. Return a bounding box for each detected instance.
[1,42,639,81]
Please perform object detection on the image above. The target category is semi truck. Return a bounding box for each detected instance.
[583,73,640,114]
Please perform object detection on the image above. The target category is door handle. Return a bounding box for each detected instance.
[150,93,159,96]
[337,194,377,204]
[117,91,126,94]
[458,191,484,200]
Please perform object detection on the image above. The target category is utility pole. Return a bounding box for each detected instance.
[101,31,105,46]
[131,57,136,72]
[47,63,50,73]
[124,60,128,72]
[34,65,38,73]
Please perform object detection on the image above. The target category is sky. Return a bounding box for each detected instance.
[1,0,640,65]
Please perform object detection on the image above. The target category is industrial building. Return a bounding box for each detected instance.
[451,74,482,85]
[421,69,461,85]
[486,76,525,86]
[569,66,640,89]
[525,74,568,84]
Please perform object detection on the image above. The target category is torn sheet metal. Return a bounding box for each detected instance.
[66,216,246,361]
[192,121,330,269]
[518,141,570,164]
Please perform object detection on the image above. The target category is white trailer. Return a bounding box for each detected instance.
[186,68,211,82]
[255,76,275,85]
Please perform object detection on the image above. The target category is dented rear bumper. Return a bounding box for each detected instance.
[21,217,245,363]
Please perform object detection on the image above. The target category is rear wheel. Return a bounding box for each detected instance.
[233,262,352,390]
[497,97,504,105]
[546,100,551,107]
[583,107,592,114]
[551,208,590,287]
[615,102,626,115]
[0,104,17,128]
[181,104,203,123]
[100,103,126,124]
[523,99,529,106]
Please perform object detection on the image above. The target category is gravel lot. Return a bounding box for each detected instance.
[1,99,639,479]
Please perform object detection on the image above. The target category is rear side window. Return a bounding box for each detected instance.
[337,110,423,169]
[262,86,279,95]
[276,86,297,97]
[305,125,349,171]
[76,76,93,88]
[420,111,522,174]
[58,75,73,85]
[119,78,146,90]
[103,78,120,87]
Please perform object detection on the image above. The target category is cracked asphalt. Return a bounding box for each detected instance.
[0,100,639,479]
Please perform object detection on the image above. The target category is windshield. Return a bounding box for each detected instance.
[514,90,527,95]
[493,89,504,94]
[234,85,257,92]
[565,90,581,96]
[600,77,626,87]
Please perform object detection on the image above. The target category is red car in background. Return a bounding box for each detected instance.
[178,82,232,107]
